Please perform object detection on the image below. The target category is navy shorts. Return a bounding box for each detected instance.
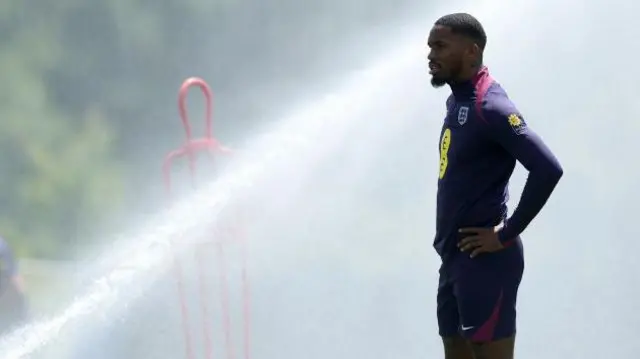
[437,238,524,342]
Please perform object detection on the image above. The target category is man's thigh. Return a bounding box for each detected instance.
[437,271,459,338]
[442,335,475,359]
[454,258,523,345]
[438,273,474,359]
[470,336,516,359]
[442,335,516,359]
[439,240,524,359]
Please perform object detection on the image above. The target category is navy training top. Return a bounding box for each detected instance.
[434,66,563,262]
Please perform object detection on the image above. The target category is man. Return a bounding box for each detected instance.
[0,236,28,334]
[427,13,563,359]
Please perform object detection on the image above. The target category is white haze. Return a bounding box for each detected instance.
[4,0,639,358]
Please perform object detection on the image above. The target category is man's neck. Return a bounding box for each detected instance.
[451,65,483,85]
[448,65,487,99]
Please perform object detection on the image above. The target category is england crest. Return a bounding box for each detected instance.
[457,106,469,125]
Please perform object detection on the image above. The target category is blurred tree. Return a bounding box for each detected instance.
[0,0,424,258]
[0,1,124,258]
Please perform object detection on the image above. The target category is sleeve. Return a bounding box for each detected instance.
[482,96,564,243]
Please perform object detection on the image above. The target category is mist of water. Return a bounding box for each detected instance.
[0,19,429,359]
[4,0,640,358]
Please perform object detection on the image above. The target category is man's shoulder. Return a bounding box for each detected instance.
[478,82,520,120]
[476,82,529,137]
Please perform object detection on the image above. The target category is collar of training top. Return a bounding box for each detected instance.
[449,66,490,101]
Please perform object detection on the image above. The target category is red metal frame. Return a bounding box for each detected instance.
[162,77,251,359]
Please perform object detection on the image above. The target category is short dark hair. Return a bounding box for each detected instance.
[435,13,487,51]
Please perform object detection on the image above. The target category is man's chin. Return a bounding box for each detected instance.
[430,75,448,88]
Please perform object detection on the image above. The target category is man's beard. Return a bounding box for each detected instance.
[430,76,447,88]
[430,63,462,88]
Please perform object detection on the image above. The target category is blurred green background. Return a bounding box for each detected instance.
[1,0,419,258]
[1,0,425,315]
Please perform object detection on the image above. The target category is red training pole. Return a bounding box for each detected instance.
[162,77,251,359]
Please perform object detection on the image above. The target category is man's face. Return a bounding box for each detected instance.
[427,25,469,88]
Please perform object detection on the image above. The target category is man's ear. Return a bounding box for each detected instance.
[467,43,482,67]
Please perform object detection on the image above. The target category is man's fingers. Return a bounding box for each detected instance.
[458,235,480,247]
[458,227,485,234]
[470,247,486,258]
[459,238,481,252]
[460,244,480,252]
